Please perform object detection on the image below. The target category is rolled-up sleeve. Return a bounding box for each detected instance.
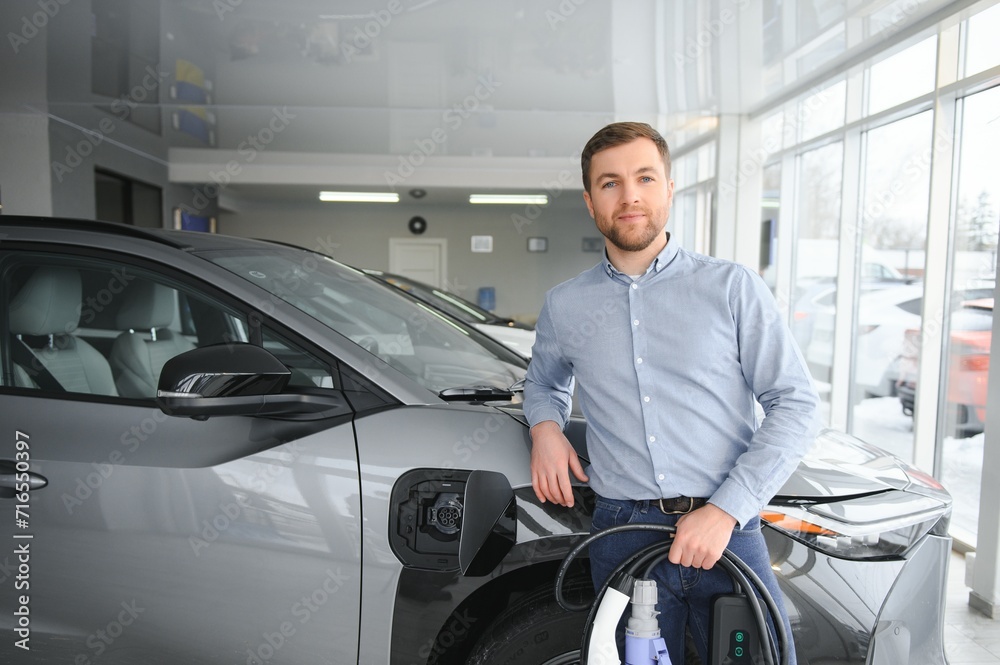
[524,292,575,430]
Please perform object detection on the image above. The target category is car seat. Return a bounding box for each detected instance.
[9,266,118,395]
[110,280,196,398]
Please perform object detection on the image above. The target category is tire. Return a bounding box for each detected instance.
[466,579,592,665]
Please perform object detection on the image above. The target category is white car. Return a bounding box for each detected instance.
[363,270,536,357]
[806,284,924,397]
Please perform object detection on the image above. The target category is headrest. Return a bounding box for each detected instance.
[9,267,82,336]
[115,281,175,331]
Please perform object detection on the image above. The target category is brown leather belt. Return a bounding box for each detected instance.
[655,496,708,514]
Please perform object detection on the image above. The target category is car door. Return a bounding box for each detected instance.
[0,250,363,664]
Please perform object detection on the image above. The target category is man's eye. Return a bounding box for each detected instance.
[601,182,617,189]
[640,176,654,183]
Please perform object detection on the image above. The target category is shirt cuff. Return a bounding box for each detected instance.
[708,479,761,528]
[526,406,567,431]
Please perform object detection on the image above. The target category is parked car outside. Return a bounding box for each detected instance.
[805,284,925,396]
[0,217,952,664]
[790,270,915,373]
[364,269,536,358]
[898,298,993,437]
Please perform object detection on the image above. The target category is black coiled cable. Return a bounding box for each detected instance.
[554,522,789,665]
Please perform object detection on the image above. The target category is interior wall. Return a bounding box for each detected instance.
[0,0,53,216]
[219,198,602,321]
[39,0,218,224]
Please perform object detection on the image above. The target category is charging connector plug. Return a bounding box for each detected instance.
[625,579,669,665]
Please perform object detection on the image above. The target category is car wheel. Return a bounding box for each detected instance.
[466,579,591,665]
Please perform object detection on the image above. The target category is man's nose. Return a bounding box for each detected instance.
[619,181,641,203]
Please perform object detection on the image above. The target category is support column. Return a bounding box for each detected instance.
[970,279,1000,616]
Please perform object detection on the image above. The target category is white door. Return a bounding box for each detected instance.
[389,238,447,288]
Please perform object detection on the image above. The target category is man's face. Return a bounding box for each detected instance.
[583,137,674,253]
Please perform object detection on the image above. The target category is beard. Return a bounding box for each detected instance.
[597,206,667,252]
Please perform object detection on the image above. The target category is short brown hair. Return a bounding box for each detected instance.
[581,122,671,192]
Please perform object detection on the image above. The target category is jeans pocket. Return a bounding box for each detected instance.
[591,498,623,532]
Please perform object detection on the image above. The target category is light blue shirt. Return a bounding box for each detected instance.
[524,236,819,526]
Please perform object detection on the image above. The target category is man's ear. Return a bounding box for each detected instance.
[582,190,595,219]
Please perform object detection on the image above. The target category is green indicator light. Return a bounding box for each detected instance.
[735,631,745,643]
[735,646,744,657]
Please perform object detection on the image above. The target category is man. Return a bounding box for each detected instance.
[524,122,818,664]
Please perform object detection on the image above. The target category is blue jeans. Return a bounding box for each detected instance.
[588,497,796,665]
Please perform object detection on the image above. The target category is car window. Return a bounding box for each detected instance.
[2,255,247,399]
[262,326,336,389]
[204,249,527,393]
[896,298,923,315]
[815,289,837,307]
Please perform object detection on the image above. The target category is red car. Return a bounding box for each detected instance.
[898,298,993,436]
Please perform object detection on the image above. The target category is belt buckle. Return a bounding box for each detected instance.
[658,496,694,515]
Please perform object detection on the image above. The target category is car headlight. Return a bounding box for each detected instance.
[762,490,950,560]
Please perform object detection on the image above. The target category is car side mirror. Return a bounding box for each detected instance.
[157,343,345,419]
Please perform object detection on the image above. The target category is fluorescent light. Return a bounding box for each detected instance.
[469,194,549,205]
[761,199,781,209]
[319,191,399,203]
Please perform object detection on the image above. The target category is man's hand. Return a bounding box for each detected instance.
[530,421,589,507]
[668,504,738,570]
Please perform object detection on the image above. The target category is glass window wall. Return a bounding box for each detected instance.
[937,86,1000,546]
[849,111,932,464]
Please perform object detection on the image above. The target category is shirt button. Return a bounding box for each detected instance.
[644,396,650,402]
[636,357,643,364]
[658,474,665,480]
[631,283,638,290]
[633,319,639,326]
[649,436,656,443]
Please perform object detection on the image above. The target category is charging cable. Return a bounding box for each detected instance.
[554,522,789,665]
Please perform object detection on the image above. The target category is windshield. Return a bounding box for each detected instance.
[204,249,527,393]
[374,273,495,325]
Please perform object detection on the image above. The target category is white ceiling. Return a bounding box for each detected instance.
[45,0,980,203]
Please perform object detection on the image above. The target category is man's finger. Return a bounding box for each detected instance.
[535,473,550,504]
[568,454,589,482]
[556,469,575,507]
[531,471,546,504]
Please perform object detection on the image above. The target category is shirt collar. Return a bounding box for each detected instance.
[602,232,680,279]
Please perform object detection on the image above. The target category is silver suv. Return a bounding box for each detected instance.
[0,217,952,664]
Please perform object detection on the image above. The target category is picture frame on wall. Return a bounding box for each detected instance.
[527,237,548,252]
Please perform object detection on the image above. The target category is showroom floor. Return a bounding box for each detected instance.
[947,551,1000,663]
